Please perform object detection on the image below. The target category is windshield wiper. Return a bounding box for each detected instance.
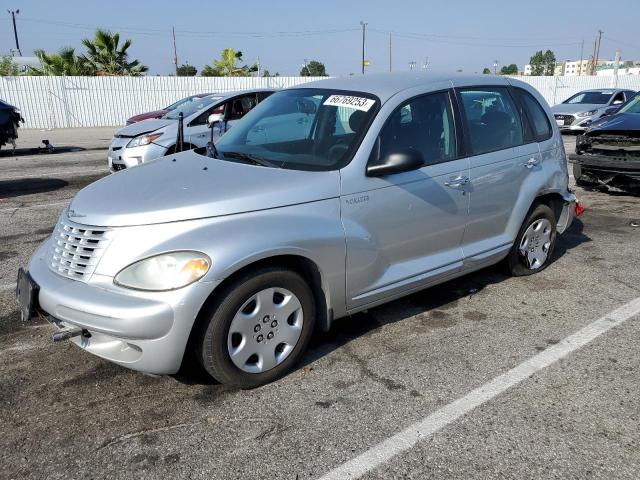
[221,151,278,168]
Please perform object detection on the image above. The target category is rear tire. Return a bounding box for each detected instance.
[196,267,316,388]
[506,203,557,277]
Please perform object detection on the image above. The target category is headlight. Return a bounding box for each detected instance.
[576,110,597,117]
[114,251,210,291]
[127,132,163,148]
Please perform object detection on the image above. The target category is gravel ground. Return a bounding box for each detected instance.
[0,130,638,480]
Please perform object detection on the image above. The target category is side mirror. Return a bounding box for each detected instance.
[367,148,424,177]
[207,113,224,128]
[612,99,623,105]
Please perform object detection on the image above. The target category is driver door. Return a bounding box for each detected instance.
[341,90,470,310]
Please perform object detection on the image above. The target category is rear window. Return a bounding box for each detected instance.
[513,88,552,142]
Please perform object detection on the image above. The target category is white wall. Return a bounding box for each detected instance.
[0,76,325,129]
[2,75,640,129]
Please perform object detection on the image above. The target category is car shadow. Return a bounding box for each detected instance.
[175,219,591,389]
[0,178,68,198]
[0,146,89,157]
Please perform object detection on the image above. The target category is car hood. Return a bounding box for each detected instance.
[127,110,168,123]
[68,151,340,227]
[115,118,176,137]
[585,112,640,134]
[551,103,605,114]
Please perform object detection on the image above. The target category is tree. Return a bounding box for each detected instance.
[0,55,20,76]
[529,50,556,76]
[201,48,257,77]
[262,69,279,77]
[500,63,518,75]
[80,29,147,76]
[30,48,95,76]
[176,64,197,76]
[300,60,328,77]
[482,67,491,74]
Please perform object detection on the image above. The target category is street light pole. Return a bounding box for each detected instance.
[7,9,22,56]
[493,60,499,74]
[360,21,367,75]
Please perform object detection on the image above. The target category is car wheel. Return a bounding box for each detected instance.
[197,267,316,388]
[506,203,557,277]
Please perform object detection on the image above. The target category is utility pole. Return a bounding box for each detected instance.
[389,32,392,72]
[594,29,603,75]
[7,9,22,56]
[493,60,499,74]
[589,37,598,75]
[172,27,178,75]
[579,39,584,76]
[360,21,367,75]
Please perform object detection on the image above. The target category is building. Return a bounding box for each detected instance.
[523,58,639,76]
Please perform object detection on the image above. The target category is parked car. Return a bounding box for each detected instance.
[108,89,274,172]
[551,88,636,132]
[0,99,23,152]
[125,93,215,125]
[571,91,640,190]
[18,73,580,388]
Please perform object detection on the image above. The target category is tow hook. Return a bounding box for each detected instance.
[52,327,85,342]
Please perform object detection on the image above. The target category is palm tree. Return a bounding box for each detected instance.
[201,48,257,77]
[30,48,95,76]
[80,29,147,76]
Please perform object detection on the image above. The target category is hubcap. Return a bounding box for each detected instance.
[519,218,552,269]
[227,287,303,373]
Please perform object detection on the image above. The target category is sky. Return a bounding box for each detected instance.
[2,0,640,76]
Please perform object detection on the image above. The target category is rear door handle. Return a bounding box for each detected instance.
[524,157,539,169]
[444,175,470,188]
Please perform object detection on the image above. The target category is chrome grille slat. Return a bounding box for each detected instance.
[48,215,113,281]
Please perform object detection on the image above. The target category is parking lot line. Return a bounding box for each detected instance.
[318,296,640,480]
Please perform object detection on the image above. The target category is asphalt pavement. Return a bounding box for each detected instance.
[0,129,638,480]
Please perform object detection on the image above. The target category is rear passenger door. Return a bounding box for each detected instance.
[455,86,533,268]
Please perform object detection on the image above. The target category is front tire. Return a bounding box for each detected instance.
[506,203,557,276]
[196,267,316,388]
[573,163,590,186]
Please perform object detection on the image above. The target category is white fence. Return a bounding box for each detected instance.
[1,75,640,129]
[0,76,325,129]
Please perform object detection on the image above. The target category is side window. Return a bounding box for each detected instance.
[227,94,258,121]
[458,87,523,155]
[514,88,552,142]
[190,104,224,126]
[378,91,456,166]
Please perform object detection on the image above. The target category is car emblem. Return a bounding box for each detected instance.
[67,209,86,218]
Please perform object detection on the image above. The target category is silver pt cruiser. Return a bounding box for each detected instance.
[17,73,578,388]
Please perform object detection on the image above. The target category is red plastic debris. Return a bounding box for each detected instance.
[575,201,585,217]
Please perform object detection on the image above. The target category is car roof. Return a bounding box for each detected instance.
[290,72,517,104]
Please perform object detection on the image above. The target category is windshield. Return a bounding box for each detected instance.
[162,96,219,119]
[211,88,378,171]
[563,91,612,105]
[617,94,640,114]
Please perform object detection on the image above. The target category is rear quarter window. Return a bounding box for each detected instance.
[513,88,552,142]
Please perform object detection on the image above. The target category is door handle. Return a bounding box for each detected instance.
[524,157,539,169]
[444,175,470,188]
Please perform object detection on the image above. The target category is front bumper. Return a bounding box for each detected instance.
[569,153,640,180]
[26,241,216,375]
[554,113,600,132]
[108,138,168,173]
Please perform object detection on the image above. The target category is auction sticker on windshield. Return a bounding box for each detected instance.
[323,95,376,112]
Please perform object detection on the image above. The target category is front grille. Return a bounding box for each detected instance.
[554,114,575,126]
[48,217,113,281]
[112,163,126,171]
